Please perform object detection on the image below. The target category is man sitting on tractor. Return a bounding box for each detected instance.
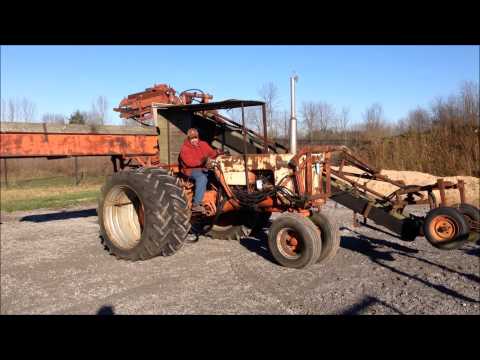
[179,128,223,213]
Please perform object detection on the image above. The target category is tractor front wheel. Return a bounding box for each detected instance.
[267,213,322,269]
[309,212,340,264]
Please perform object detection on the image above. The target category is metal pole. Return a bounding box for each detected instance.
[262,104,268,153]
[3,158,8,188]
[167,115,171,165]
[241,103,250,192]
[290,75,298,154]
[74,156,79,185]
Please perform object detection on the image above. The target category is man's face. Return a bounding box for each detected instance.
[189,135,199,146]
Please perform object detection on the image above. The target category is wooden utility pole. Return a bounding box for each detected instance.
[3,158,8,188]
[74,157,80,185]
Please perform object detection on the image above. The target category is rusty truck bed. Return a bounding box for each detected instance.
[0,123,158,158]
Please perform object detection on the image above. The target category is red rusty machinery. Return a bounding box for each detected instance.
[113,84,213,123]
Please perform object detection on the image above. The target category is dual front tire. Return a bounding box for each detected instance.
[267,212,340,269]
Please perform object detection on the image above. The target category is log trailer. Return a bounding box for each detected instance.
[1,82,478,268]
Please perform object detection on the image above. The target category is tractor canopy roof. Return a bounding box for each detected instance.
[151,99,265,112]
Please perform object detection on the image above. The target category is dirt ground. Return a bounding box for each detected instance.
[1,201,479,315]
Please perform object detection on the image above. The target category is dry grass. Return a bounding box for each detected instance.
[0,176,106,212]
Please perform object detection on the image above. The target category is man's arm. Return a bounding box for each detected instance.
[201,141,221,159]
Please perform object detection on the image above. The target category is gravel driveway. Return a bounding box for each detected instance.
[1,201,478,315]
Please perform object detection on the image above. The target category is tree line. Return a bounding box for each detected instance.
[1,96,109,125]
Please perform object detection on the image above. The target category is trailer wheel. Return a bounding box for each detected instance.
[268,213,322,269]
[452,203,480,243]
[423,207,470,250]
[98,168,191,260]
[309,212,340,264]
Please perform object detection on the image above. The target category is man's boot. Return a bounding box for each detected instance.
[191,204,205,213]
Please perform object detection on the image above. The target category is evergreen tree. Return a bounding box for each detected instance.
[69,110,86,124]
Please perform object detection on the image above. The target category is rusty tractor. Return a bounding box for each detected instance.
[95,83,479,269]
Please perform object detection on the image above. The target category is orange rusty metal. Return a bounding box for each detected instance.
[279,229,300,256]
[0,132,158,158]
[202,190,218,217]
[114,84,213,121]
[428,215,458,242]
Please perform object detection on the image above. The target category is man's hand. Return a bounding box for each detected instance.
[216,149,230,156]
[200,156,209,166]
[205,158,215,169]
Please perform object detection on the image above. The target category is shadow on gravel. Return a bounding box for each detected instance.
[348,222,404,240]
[20,208,97,223]
[240,228,276,264]
[465,247,480,257]
[340,227,419,254]
[398,252,480,284]
[96,305,115,315]
[340,295,404,315]
[341,233,480,304]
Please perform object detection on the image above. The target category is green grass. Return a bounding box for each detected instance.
[1,189,100,212]
[3,175,106,189]
[1,175,106,212]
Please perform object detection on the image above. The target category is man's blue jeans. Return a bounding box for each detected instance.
[190,169,208,206]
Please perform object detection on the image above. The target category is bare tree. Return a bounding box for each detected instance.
[300,101,336,142]
[246,107,262,134]
[406,107,431,133]
[20,97,36,122]
[1,98,6,121]
[338,106,350,142]
[317,102,336,136]
[8,99,17,122]
[301,101,318,143]
[459,81,479,125]
[91,96,108,125]
[281,109,289,140]
[5,97,36,122]
[258,82,280,138]
[42,113,66,124]
[362,103,388,139]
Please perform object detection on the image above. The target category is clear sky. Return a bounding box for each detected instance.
[1,45,478,125]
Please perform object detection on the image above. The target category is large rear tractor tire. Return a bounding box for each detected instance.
[423,206,470,250]
[267,213,322,269]
[309,212,340,264]
[452,203,480,243]
[98,168,191,261]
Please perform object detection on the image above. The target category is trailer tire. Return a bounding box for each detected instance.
[98,168,191,261]
[268,213,322,269]
[452,203,480,243]
[309,212,340,264]
[423,207,470,250]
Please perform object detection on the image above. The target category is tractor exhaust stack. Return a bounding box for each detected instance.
[290,75,298,154]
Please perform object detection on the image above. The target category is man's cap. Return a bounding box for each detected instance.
[187,128,199,138]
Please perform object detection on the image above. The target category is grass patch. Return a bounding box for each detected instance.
[0,175,106,212]
[3,175,106,189]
